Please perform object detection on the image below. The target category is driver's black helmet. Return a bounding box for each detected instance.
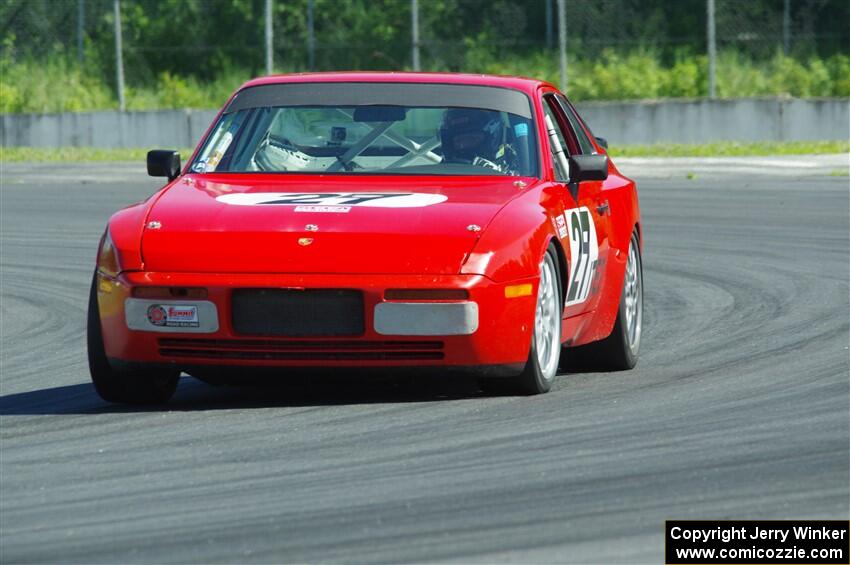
[439,108,503,163]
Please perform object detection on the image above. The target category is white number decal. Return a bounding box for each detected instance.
[216,192,447,208]
[563,207,599,306]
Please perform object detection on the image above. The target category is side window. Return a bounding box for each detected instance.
[555,94,595,154]
[542,100,571,182]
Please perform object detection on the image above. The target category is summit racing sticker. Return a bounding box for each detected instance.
[147,304,199,328]
[215,192,448,208]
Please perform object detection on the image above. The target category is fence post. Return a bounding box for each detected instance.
[707,0,716,99]
[77,0,85,62]
[265,0,273,75]
[557,0,567,91]
[411,0,421,71]
[783,0,791,55]
[307,0,315,71]
[113,0,125,111]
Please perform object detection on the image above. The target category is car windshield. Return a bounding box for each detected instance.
[191,84,539,177]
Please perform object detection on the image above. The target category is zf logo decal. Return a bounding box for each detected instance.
[216,192,448,208]
[562,207,599,306]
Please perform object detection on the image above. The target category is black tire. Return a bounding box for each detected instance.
[87,274,180,404]
[567,230,643,371]
[480,245,563,395]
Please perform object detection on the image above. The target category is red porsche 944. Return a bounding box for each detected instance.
[88,72,643,404]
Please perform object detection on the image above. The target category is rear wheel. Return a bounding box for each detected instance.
[480,246,562,395]
[569,230,643,371]
[87,274,179,404]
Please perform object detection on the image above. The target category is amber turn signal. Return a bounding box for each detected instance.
[504,283,533,298]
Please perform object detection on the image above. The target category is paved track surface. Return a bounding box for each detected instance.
[2,157,848,563]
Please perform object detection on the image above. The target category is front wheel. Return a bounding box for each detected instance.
[480,246,562,395]
[87,274,180,404]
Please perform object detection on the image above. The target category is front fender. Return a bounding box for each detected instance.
[106,204,148,272]
[105,181,176,272]
[461,185,559,282]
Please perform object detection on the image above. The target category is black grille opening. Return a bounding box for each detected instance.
[158,339,443,351]
[159,349,444,361]
[157,338,445,362]
[232,289,364,337]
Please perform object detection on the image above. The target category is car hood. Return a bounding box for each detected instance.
[141,173,534,274]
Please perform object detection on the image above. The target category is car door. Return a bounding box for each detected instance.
[541,93,611,317]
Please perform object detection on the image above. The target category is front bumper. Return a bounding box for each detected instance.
[97,271,537,372]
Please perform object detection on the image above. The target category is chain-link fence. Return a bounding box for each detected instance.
[2,0,848,111]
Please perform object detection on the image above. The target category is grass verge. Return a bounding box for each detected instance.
[1,147,194,162]
[1,141,847,163]
[609,140,849,157]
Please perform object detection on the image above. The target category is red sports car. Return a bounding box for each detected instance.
[88,72,643,404]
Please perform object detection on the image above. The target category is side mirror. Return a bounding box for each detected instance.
[594,136,608,150]
[569,154,609,182]
[147,150,181,181]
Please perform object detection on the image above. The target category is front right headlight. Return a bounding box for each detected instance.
[96,229,121,278]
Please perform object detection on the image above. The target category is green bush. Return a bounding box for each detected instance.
[1,50,848,113]
[664,55,705,98]
[126,70,248,110]
[460,49,850,101]
[824,54,850,96]
[0,56,115,113]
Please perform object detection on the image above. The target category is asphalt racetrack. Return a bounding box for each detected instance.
[1,155,848,563]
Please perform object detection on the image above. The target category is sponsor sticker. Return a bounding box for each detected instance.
[293,205,352,213]
[514,123,529,138]
[146,304,200,328]
[216,192,448,208]
[555,214,568,239]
